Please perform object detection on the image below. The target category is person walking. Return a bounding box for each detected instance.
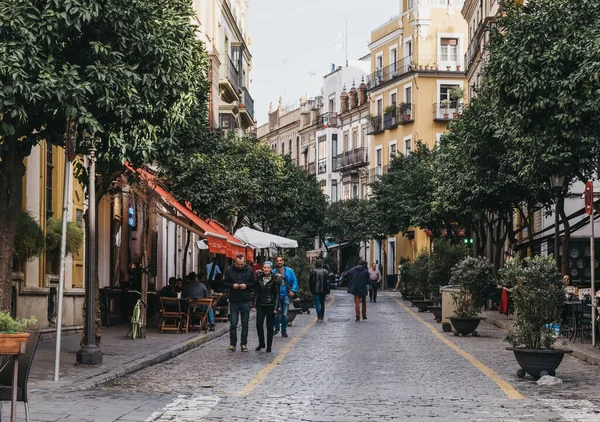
[273,255,298,338]
[253,261,281,353]
[223,254,256,352]
[345,259,370,322]
[368,263,382,303]
[310,259,330,322]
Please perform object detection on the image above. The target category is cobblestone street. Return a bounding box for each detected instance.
[14,291,600,421]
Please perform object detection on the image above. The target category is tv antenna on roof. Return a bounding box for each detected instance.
[334,19,348,67]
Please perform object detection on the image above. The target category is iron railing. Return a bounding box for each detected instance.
[363,165,389,185]
[241,86,254,121]
[366,54,462,91]
[367,115,383,135]
[433,101,461,121]
[219,56,241,95]
[316,112,338,128]
[334,147,369,172]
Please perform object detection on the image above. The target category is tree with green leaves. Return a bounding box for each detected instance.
[0,0,208,310]
[371,142,454,239]
[483,0,600,273]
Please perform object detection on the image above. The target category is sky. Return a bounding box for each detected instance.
[248,0,402,125]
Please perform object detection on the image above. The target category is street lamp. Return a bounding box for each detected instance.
[550,174,566,268]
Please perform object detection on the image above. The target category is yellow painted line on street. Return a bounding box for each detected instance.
[393,296,524,400]
[237,296,334,397]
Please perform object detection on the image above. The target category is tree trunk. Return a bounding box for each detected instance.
[0,141,27,312]
[182,230,191,275]
[558,196,570,276]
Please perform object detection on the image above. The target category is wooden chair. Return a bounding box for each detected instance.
[186,298,215,333]
[213,293,229,322]
[159,297,184,333]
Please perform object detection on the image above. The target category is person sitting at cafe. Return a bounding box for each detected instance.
[160,277,177,298]
[175,278,184,294]
[183,272,215,331]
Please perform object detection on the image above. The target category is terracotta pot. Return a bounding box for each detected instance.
[0,333,30,355]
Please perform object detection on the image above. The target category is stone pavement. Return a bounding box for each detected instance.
[30,320,232,390]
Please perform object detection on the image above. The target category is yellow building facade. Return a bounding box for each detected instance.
[366,1,468,279]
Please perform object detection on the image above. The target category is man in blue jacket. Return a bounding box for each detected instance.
[272,255,298,337]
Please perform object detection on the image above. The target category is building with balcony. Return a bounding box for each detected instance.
[461,0,501,98]
[193,0,255,132]
[366,1,468,278]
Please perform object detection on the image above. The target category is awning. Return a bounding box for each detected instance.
[234,227,298,249]
[207,220,248,259]
[132,165,237,258]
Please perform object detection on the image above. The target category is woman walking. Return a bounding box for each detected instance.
[253,261,281,352]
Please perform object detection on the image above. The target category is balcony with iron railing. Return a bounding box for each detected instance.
[239,86,255,127]
[316,112,338,128]
[433,101,462,121]
[366,54,463,92]
[383,103,414,130]
[464,16,498,74]
[367,115,384,135]
[333,147,369,172]
[363,165,389,185]
[218,55,241,102]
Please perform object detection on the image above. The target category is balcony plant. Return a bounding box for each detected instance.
[367,114,381,132]
[448,256,493,336]
[0,312,37,354]
[505,255,572,379]
[13,211,45,270]
[440,99,451,119]
[399,102,412,121]
[384,105,397,128]
[46,218,84,274]
[450,86,464,119]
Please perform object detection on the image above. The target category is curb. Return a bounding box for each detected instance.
[484,315,600,367]
[70,319,241,390]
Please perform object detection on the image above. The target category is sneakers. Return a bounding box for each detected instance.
[241,345,248,352]
[362,315,367,320]
[316,317,324,323]
[266,347,272,353]
[355,316,360,322]
[282,332,288,338]
[273,328,280,336]
[255,345,265,351]
[227,345,236,352]
[209,325,215,332]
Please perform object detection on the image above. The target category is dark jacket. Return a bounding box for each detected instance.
[310,268,330,294]
[223,264,256,302]
[345,265,370,297]
[253,271,281,308]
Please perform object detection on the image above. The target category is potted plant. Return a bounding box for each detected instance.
[0,312,37,355]
[449,256,493,336]
[284,250,314,314]
[440,99,451,119]
[46,217,84,274]
[399,102,412,121]
[384,104,397,128]
[449,86,464,119]
[407,250,429,305]
[505,255,572,379]
[13,211,45,271]
[367,113,381,132]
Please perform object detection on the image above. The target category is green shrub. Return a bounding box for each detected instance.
[283,250,313,299]
[0,312,37,334]
[428,240,469,302]
[13,211,45,265]
[498,256,521,288]
[408,249,430,297]
[506,255,564,349]
[450,256,493,317]
[46,218,84,255]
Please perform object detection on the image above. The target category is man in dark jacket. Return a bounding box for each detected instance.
[344,259,370,322]
[223,254,256,352]
[310,259,330,322]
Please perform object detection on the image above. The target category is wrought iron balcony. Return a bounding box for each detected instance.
[363,165,388,185]
[240,86,254,122]
[218,55,241,101]
[433,101,462,121]
[366,54,463,92]
[334,147,369,172]
[316,112,338,128]
[367,115,383,135]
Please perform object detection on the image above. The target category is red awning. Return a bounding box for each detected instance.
[207,220,251,260]
[131,165,236,257]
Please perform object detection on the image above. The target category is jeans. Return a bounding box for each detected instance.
[315,293,326,319]
[229,301,250,346]
[354,295,367,318]
[274,295,290,334]
[369,283,379,302]
[256,305,275,348]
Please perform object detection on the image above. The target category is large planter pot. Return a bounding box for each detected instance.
[0,333,30,355]
[427,306,442,322]
[286,309,299,326]
[412,300,434,312]
[299,298,314,314]
[292,300,302,310]
[400,290,410,300]
[507,347,573,379]
[449,317,483,336]
[408,296,425,306]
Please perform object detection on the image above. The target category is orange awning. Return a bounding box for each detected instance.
[207,220,252,260]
